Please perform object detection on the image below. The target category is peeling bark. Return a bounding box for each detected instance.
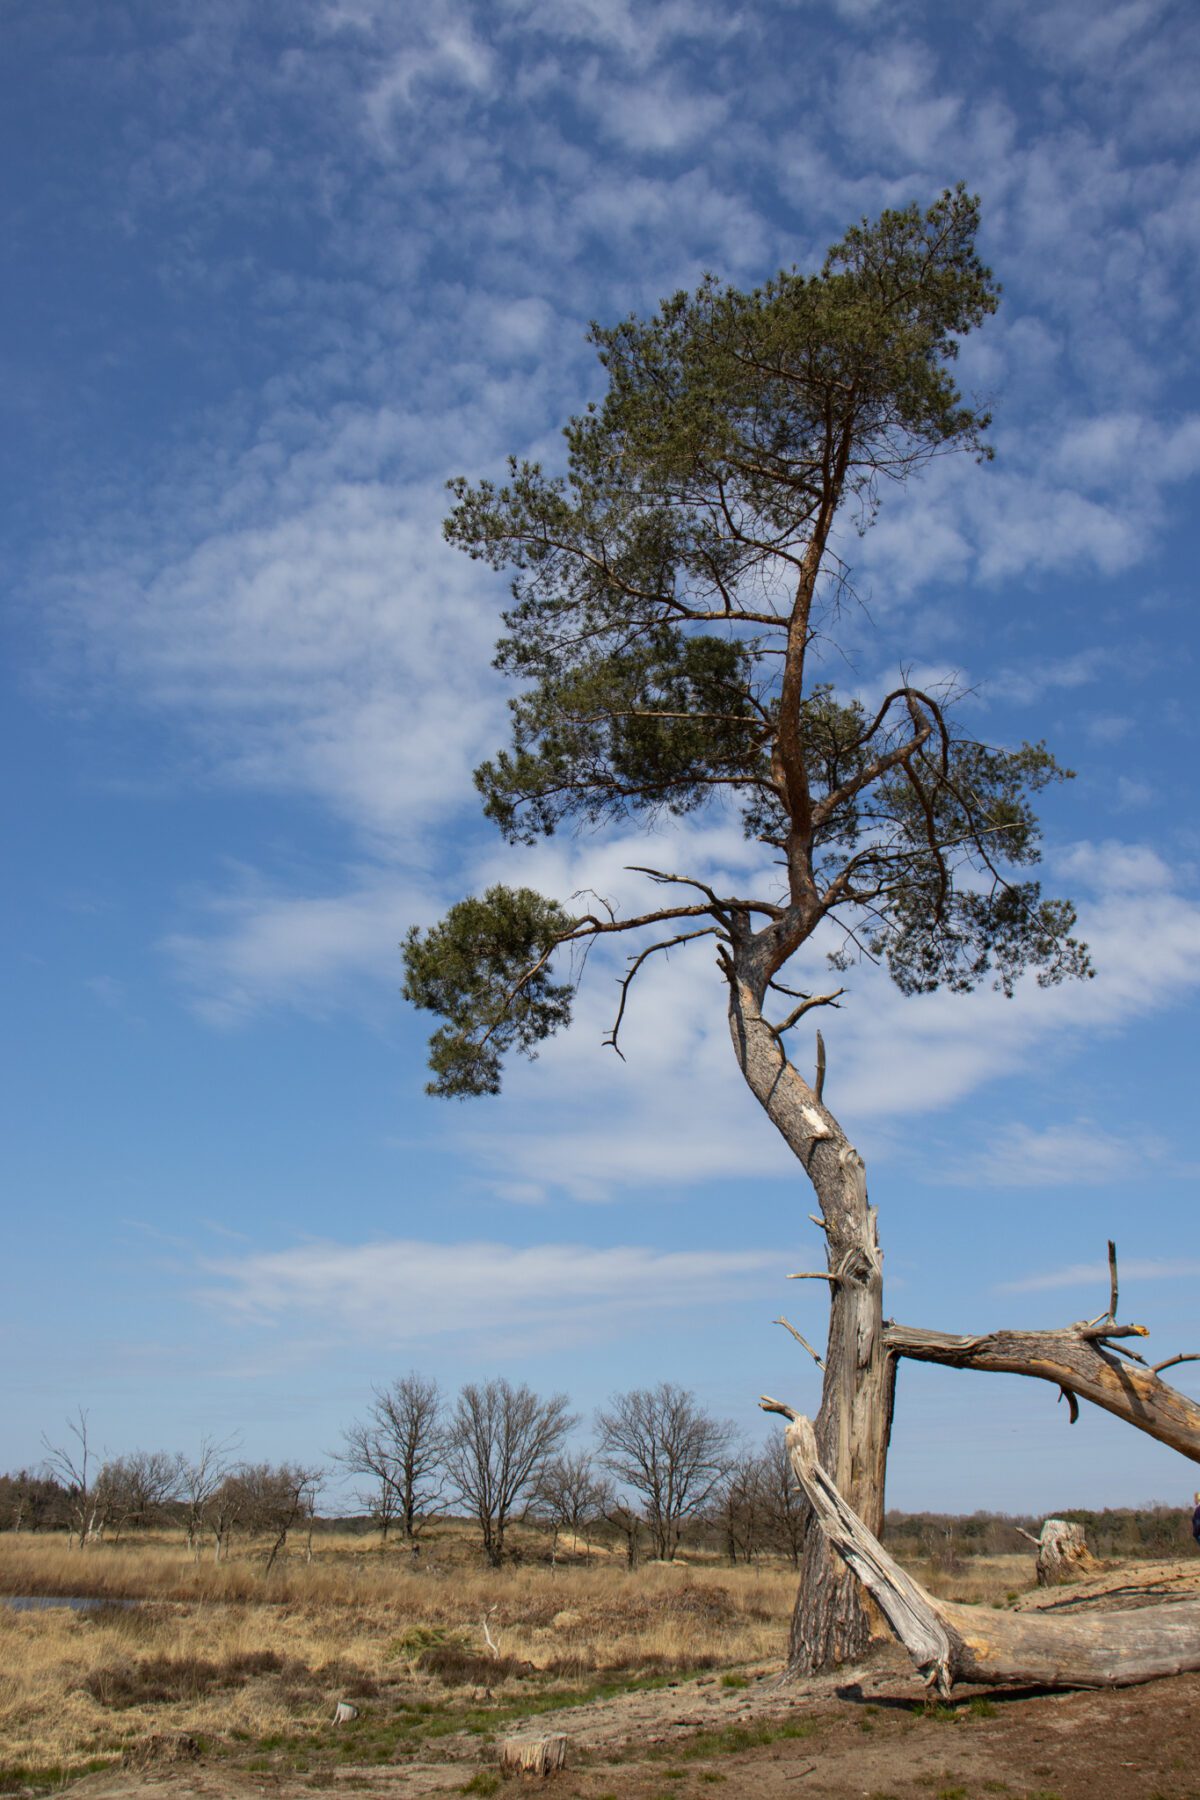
[729,971,893,1672]
[764,1404,1200,1693]
[1029,1519,1101,1587]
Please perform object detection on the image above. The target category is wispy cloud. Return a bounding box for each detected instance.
[939,1121,1175,1190]
[162,866,431,1027]
[201,1237,786,1346]
[999,1258,1200,1295]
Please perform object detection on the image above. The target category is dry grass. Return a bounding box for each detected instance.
[904,1552,1034,1606]
[0,1531,803,1783]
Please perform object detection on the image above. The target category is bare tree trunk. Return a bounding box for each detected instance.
[731,944,1200,1676]
[728,970,895,1672]
[765,1404,1200,1692]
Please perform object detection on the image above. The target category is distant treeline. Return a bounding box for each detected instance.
[883,1506,1196,1565]
[6,1378,1196,1568]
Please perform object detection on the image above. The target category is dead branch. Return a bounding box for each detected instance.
[885,1320,1200,1461]
[1087,1239,1120,1327]
[776,1316,825,1370]
[766,989,845,1038]
[814,1029,826,1103]
[602,927,719,1060]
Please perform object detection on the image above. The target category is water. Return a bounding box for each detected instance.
[1,1594,137,1612]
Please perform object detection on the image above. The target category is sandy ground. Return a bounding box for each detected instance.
[51,1644,1200,1800]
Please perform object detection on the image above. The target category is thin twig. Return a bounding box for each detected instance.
[775,1316,825,1370]
[603,928,719,1060]
[766,989,844,1038]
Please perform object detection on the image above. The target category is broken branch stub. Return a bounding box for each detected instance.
[762,1398,1200,1693]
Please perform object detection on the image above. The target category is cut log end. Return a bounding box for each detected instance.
[499,1732,568,1776]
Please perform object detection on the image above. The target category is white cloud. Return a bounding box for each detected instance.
[999,1257,1200,1295]
[360,6,496,144]
[162,868,427,1027]
[940,1120,1173,1190]
[584,74,729,153]
[201,1236,786,1346]
[1114,775,1155,810]
[836,43,965,166]
[48,465,506,844]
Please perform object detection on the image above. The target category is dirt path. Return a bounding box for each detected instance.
[56,1649,1200,1800]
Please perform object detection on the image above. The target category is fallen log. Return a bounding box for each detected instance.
[761,1399,1200,1695]
[1014,1559,1200,1613]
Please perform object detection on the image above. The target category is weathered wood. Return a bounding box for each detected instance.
[1033,1518,1100,1586]
[730,969,893,1673]
[1014,1558,1200,1612]
[764,1401,1200,1693]
[884,1321,1200,1461]
[499,1733,567,1775]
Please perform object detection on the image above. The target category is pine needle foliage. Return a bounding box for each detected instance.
[405,188,1092,1096]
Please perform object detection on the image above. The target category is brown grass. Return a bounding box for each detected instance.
[0,1531,811,1783]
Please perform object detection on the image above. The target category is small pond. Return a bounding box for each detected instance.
[1,1595,139,1613]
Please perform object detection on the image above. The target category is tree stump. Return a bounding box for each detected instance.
[1036,1518,1100,1586]
[498,1733,567,1776]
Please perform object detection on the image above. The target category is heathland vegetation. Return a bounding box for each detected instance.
[9,1375,1196,1569]
[3,1376,1196,1789]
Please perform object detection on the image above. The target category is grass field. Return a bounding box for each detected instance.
[0,1527,1039,1789]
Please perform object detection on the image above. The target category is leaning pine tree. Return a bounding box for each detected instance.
[403,189,1200,1675]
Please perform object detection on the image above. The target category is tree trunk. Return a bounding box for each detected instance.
[728,969,895,1672]
[729,941,1200,1675]
[766,1405,1200,1692]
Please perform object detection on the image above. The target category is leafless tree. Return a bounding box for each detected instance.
[758,1430,806,1568]
[444,1378,574,1567]
[96,1450,183,1541]
[0,1471,67,1533]
[249,1463,324,1572]
[596,1384,735,1562]
[713,1446,785,1565]
[214,1463,323,1571]
[596,1480,644,1569]
[179,1436,239,1556]
[206,1472,247,1563]
[42,1409,106,1548]
[337,1374,445,1543]
[534,1449,607,1563]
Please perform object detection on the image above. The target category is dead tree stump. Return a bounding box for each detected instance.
[1035,1518,1100,1586]
[498,1733,567,1776]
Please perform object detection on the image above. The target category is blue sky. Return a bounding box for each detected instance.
[3,0,1199,1514]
